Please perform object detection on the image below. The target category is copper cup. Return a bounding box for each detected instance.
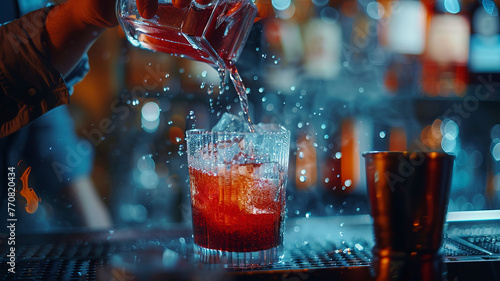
[363,151,454,281]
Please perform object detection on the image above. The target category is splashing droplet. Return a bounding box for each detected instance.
[207,84,214,95]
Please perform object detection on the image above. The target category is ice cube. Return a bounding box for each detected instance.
[210,113,287,165]
[253,123,282,134]
[230,152,247,164]
[211,113,251,132]
[220,163,278,215]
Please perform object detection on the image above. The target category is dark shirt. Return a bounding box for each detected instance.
[0,1,94,232]
[0,6,69,138]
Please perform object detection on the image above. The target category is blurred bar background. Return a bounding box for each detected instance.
[66,0,500,229]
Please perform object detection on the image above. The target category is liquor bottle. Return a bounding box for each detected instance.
[381,0,427,95]
[421,0,471,97]
[468,0,500,83]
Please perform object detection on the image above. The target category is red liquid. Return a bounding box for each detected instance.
[120,2,257,67]
[189,165,284,252]
[119,1,257,131]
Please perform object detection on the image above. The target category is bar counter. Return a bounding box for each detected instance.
[1,213,499,280]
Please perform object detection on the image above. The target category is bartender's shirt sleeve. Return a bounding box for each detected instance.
[0,7,70,138]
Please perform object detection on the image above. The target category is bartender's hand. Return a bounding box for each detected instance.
[136,0,159,19]
[76,0,158,28]
[45,0,158,77]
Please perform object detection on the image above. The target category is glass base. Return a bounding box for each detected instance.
[194,244,282,268]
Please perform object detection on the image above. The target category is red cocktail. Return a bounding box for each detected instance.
[186,128,290,267]
[190,164,284,252]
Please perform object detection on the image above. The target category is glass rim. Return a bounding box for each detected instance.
[362,151,455,160]
[185,127,290,136]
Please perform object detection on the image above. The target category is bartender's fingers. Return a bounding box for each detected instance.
[173,0,190,9]
[136,0,158,19]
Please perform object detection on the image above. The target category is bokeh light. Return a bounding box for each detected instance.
[272,0,291,11]
[141,101,160,122]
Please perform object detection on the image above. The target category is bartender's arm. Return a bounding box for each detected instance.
[0,0,157,138]
[46,0,158,77]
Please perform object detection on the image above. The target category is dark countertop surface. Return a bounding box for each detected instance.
[1,212,500,280]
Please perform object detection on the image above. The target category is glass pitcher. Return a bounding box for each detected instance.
[116,0,257,68]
